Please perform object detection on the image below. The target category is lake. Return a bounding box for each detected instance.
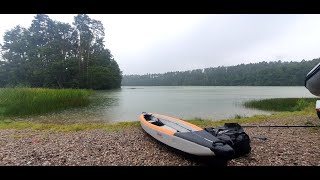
[19,86,317,124]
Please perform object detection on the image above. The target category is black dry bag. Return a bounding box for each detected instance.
[205,123,251,158]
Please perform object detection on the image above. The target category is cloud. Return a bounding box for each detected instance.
[1,14,320,75]
[123,14,302,74]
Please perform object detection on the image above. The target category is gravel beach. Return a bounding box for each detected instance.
[0,114,320,166]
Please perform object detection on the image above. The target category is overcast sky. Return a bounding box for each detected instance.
[0,14,320,75]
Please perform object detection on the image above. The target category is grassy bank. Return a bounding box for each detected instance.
[0,119,140,132]
[0,88,92,117]
[0,110,316,132]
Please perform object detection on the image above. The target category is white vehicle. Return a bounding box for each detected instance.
[305,62,320,96]
[316,100,320,119]
[305,62,320,119]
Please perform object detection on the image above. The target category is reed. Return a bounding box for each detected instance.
[0,88,92,117]
[243,98,317,112]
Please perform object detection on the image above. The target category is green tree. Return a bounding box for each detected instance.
[0,14,122,90]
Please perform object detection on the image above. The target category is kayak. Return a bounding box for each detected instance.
[305,62,320,96]
[139,112,235,158]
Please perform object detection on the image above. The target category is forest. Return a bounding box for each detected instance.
[122,59,320,86]
[0,14,122,90]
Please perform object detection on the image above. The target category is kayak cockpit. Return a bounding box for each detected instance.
[143,113,165,126]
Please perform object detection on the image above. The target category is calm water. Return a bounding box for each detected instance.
[21,86,317,124]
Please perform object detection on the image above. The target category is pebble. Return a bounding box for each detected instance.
[0,115,319,166]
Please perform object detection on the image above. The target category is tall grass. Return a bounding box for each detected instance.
[243,98,317,112]
[0,88,92,117]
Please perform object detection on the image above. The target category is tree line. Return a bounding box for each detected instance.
[0,14,122,90]
[122,59,320,86]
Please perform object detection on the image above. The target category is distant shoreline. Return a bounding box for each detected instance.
[121,59,319,86]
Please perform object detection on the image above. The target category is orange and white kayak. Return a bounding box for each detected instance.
[140,112,234,158]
